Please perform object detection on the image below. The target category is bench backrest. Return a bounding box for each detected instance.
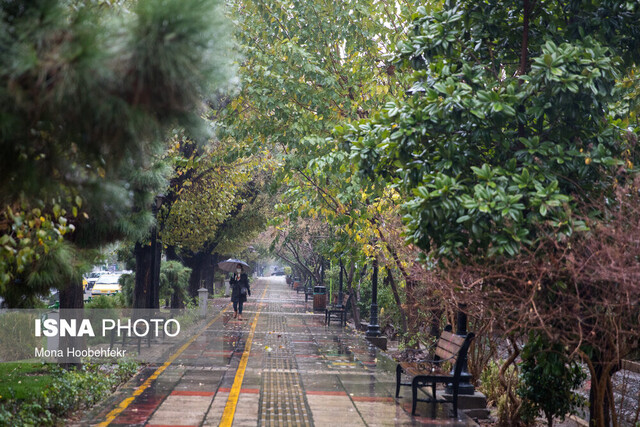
[435,330,465,362]
[434,328,475,378]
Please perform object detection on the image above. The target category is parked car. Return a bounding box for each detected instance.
[91,274,122,296]
[84,271,104,290]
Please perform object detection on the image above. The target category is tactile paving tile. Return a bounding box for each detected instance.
[258,299,312,426]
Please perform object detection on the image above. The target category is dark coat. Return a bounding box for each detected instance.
[230,273,250,302]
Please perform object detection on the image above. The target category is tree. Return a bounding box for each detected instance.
[224,0,437,342]
[343,1,640,425]
[0,0,235,308]
[158,135,274,299]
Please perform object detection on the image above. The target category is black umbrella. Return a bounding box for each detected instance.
[217,258,250,273]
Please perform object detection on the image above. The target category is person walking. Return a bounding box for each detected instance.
[230,264,250,320]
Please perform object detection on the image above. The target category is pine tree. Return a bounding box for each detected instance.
[0,0,235,308]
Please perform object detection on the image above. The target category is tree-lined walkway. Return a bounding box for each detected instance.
[80,276,476,426]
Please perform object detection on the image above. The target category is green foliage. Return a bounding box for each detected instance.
[1,0,235,304]
[0,360,138,426]
[345,1,640,259]
[118,261,192,307]
[479,360,511,407]
[222,0,416,153]
[119,272,135,307]
[159,260,192,307]
[222,0,425,280]
[518,334,586,426]
[85,294,127,310]
[1,235,80,308]
[479,359,529,426]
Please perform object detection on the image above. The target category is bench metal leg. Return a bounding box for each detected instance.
[396,365,403,397]
[411,377,419,416]
[431,382,437,418]
[452,381,458,417]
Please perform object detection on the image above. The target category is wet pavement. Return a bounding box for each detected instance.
[81,276,477,426]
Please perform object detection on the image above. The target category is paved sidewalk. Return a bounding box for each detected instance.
[82,276,477,426]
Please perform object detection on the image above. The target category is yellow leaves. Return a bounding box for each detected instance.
[362,243,375,258]
[97,167,106,178]
[375,85,388,95]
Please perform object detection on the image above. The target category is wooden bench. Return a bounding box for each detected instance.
[395,326,474,418]
[325,293,349,326]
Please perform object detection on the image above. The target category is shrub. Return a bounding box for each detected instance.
[518,334,586,427]
[0,360,138,426]
[85,294,125,309]
[479,358,531,426]
[159,261,191,308]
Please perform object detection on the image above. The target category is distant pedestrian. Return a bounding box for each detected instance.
[230,264,250,320]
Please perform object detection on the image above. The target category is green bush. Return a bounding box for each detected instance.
[518,334,586,427]
[159,261,191,308]
[479,359,531,426]
[119,273,135,307]
[85,294,126,309]
[0,312,41,361]
[118,261,191,308]
[0,360,138,426]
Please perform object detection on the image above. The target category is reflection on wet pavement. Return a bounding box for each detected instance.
[82,277,477,426]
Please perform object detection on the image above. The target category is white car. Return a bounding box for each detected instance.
[91,274,122,296]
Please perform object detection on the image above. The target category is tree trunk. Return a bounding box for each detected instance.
[406,279,419,348]
[186,252,204,298]
[171,289,184,309]
[385,272,408,341]
[209,253,219,294]
[150,231,161,309]
[589,360,616,427]
[59,279,84,309]
[134,241,153,308]
[166,245,179,261]
[199,253,215,294]
[58,278,84,368]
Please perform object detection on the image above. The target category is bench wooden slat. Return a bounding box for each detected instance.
[400,362,450,378]
[440,331,465,346]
